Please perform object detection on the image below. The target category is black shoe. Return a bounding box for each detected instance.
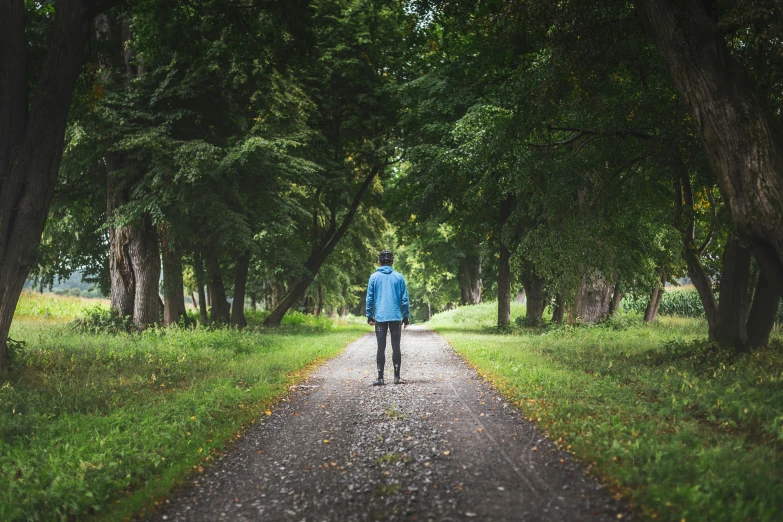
[394,377,403,384]
[372,378,385,386]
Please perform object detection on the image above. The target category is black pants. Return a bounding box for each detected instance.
[375,321,401,379]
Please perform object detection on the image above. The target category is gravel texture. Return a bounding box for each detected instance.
[151,326,630,521]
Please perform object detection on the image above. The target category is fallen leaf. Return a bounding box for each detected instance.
[531,446,538,452]
[466,512,477,517]
[190,416,196,421]
[265,410,272,416]
[323,439,330,443]
[443,450,451,456]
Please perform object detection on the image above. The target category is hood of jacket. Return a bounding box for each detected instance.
[377,266,394,274]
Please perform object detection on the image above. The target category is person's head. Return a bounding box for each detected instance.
[377,250,394,266]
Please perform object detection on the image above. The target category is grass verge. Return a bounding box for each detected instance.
[1,294,367,521]
[430,302,783,522]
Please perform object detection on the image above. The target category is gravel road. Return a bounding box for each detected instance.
[151,326,630,522]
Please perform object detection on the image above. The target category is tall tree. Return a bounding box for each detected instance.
[0,0,120,370]
[633,0,783,297]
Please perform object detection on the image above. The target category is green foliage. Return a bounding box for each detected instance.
[70,305,132,335]
[623,287,707,318]
[1,315,364,521]
[432,304,783,521]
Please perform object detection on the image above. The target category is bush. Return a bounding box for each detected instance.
[5,337,27,369]
[70,305,132,334]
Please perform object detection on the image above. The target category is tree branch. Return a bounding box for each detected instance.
[530,127,654,150]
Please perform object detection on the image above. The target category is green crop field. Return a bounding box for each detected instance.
[430,302,783,522]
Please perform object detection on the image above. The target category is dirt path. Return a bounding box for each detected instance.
[152,327,630,521]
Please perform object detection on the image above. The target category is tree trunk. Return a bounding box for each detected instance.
[230,251,250,329]
[634,0,783,298]
[0,0,96,371]
[747,271,781,349]
[522,275,546,321]
[315,283,324,317]
[206,252,230,323]
[497,196,514,328]
[160,225,186,326]
[265,166,380,326]
[129,214,160,328]
[577,271,614,323]
[250,293,257,310]
[459,256,482,305]
[190,292,198,311]
[552,294,565,324]
[515,288,526,304]
[427,302,432,321]
[609,282,623,315]
[643,287,662,322]
[715,237,752,349]
[194,251,209,324]
[107,164,135,318]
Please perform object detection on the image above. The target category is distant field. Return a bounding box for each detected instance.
[14,290,109,321]
[431,302,783,522]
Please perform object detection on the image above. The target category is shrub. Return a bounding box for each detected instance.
[70,305,132,334]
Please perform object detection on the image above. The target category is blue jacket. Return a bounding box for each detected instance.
[366,266,410,322]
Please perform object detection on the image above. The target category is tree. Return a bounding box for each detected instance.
[633,0,783,297]
[0,0,121,371]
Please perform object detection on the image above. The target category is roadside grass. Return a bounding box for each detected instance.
[430,302,783,522]
[1,294,367,521]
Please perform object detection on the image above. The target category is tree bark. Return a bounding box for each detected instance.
[551,294,565,324]
[609,282,623,315]
[577,272,614,323]
[522,274,546,321]
[107,164,135,318]
[643,286,663,322]
[0,0,95,370]
[715,236,752,349]
[315,283,324,317]
[746,271,781,349]
[459,256,482,305]
[497,196,514,328]
[160,224,186,326]
[129,214,160,327]
[634,0,783,298]
[265,166,380,326]
[230,251,250,329]
[191,292,198,311]
[206,251,230,323]
[194,250,209,324]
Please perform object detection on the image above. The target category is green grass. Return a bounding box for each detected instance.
[1,294,367,521]
[14,290,110,322]
[430,302,783,522]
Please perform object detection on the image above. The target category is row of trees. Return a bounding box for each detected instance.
[1,0,782,369]
[0,0,412,370]
[392,0,782,351]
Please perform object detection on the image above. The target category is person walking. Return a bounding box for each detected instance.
[366,250,410,386]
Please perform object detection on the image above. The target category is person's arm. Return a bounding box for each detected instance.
[400,276,410,327]
[366,275,376,325]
